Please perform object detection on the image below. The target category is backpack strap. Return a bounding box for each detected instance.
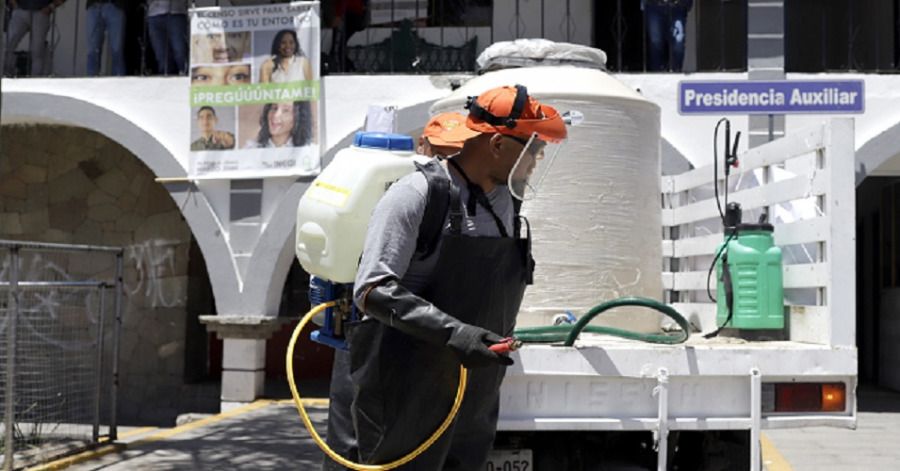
[413,159,451,260]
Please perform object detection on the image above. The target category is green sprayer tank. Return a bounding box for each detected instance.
[716,223,785,329]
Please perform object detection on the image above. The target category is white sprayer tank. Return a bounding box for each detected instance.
[431,66,662,332]
[296,132,430,283]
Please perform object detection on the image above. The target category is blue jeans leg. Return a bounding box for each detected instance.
[147,15,171,74]
[86,5,104,76]
[167,15,189,74]
[104,4,126,76]
[669,10,688,72]
[644,6,666,71]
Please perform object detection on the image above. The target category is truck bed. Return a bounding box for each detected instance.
[499,334,857,432]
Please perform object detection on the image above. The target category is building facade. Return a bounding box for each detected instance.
[2,0,899,420]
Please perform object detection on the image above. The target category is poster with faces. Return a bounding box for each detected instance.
[189,2,321,179]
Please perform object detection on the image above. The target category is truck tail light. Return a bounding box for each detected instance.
[765,382,846,413]
[821,383,846,412]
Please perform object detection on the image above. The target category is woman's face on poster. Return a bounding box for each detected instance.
[278,33,297,58]
[192,32,251,63]
[191,65,251,86]
[268,103,295,140]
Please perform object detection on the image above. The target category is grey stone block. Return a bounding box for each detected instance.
[16,164,47,183]
[0,212,23,234]
[96,169,130,196]
[49,198,88,232]
[223,338,266,370]
[49,167,92,204]
[221,370,265,402]
[0,175,27,199]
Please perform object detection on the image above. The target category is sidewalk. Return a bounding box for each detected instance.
[57,400,329,471]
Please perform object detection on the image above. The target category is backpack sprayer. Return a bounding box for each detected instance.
[288,131,692,470]
[704,119,785,339]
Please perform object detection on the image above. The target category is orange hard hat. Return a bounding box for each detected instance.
[444,84,567,144]
[421,112,480,148]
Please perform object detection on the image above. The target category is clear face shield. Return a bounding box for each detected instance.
[506,110,582,201]
[508,133,570,201]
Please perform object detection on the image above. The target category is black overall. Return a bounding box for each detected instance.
[323,164,533,470]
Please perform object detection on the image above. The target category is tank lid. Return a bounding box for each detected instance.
[353,132,414,151]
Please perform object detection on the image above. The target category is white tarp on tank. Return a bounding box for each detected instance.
[477,39,607,73]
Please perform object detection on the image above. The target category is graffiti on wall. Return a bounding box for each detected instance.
[125,239,186,308]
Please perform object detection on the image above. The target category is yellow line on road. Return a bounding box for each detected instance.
[761,432,794,471]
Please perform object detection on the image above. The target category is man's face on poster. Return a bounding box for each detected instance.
[193,32,250,63]
[198,108,217,133]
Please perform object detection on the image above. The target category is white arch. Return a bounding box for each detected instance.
[856,120,900,184]
[2,91,243,314]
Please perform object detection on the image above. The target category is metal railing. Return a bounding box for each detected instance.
[3,1,898,77]
[785,0,900,72]
[661,119,856,345]
[0,240,122,471]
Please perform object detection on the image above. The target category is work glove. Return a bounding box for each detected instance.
[447,324,514,369]
[362,279,514,368]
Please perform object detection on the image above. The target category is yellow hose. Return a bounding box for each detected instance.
[287,301,469,470]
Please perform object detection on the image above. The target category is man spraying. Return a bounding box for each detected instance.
[324,85,568,470]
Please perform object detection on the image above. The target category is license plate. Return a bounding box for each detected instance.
[485,449,533,471]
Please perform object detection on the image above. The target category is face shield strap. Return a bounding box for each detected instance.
[465,84,529,129]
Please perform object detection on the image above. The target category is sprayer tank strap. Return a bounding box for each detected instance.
[447,157,509,238]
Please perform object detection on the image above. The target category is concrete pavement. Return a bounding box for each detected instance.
[58,400,328,471]
[765,386,900,471]
[33,385,900,470]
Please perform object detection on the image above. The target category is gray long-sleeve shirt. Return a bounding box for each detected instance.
[353,159,515,310]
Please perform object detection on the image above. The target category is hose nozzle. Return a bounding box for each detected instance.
[489,337,523,354]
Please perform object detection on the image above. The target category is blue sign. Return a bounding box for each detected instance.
[679,80,865,115]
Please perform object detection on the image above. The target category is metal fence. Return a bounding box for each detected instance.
[0,240,122,470]
[3,1,898,77]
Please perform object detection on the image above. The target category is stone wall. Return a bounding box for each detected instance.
[0,124,217,425]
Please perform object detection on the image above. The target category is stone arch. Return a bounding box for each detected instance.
[0,122,224,422]
[2,91,241,314]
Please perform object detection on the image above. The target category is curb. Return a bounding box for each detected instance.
[27,443,125,471]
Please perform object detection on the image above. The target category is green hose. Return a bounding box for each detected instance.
[513,297,691,346]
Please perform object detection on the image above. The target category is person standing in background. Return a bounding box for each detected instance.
[417,112,478,158]
[146,0,188,75]
[330,0,366,72]
[86,0,126,76]
[642,0,694,72]
[4,0,65,76]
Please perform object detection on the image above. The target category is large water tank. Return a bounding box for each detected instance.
[431,66,662,332]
